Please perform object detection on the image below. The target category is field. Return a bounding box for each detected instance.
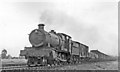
[53,61,118,70]
[1,59,27,65]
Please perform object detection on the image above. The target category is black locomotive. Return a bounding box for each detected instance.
[20,24,114,66]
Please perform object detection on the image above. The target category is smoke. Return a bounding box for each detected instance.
[40,9,118,56]
[40,10,74,30]
[40,10,100,49]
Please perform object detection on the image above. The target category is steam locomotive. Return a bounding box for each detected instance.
[20,24,113,66]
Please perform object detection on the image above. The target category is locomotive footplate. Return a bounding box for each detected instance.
[21,47,53,57]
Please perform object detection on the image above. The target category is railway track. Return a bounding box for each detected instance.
[1,65,27,70]
[1,62,81,70]
[1,60,116,70]
[1,64,67,70]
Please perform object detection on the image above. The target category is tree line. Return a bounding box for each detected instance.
[1,49,25,59]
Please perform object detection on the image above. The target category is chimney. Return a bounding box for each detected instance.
[38,24,45,30]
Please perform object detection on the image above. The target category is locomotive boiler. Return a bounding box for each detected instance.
[29,24,61,47]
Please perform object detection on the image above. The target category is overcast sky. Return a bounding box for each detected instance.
[0,0,118,57]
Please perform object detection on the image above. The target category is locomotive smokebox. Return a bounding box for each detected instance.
[38,24,45,30]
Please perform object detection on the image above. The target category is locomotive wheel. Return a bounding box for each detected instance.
[27,57,34,67]
[67,59,71,64]
[62,61,67,65]
[69,57,73,64]
[37,59,42,66]
[41,57,48,66]
[47,59,53,66]
[27,57,33,67]
[27,57,38,67]
[76,57,79,63]
[53,60,58,66]
[27,59,31,67]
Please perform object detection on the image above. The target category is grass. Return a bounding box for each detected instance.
[1,59,27,65]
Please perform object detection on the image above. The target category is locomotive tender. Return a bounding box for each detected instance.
[20,24,96,66]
